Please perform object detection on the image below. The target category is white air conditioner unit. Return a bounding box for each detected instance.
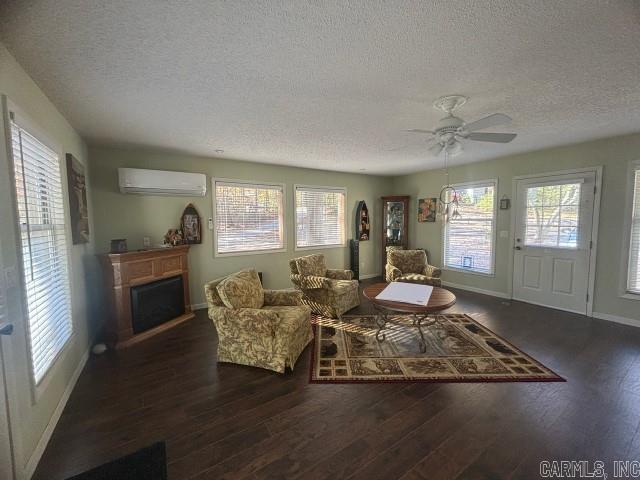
[118,168,207,196]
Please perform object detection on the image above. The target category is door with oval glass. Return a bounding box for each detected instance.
[512,170,597,314]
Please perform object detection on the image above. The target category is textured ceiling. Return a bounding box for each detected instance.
[1,0,639,174]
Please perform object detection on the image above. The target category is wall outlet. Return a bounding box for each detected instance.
[208,218,214,230]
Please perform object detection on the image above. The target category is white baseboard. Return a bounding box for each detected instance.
[24,344,91,479]
[592,311,640,328]
[191,303,207,311]
[441,281,511,300]
[359,273,382,280]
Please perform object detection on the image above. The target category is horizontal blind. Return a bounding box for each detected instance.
[628,167,640,293]
[11,120,73,385]
[443,181,496,275]
[295,186,345,248]
[215,180,284,254]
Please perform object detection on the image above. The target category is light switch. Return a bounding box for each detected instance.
[208,218,214,230]
[499,230,509,239]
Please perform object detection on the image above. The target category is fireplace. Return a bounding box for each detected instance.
[99,245,194,349]
[131,276,185,334]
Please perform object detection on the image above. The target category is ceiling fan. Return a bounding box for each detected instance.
[405,95,517,156]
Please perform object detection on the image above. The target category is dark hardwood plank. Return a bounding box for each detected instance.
[32,278,640,480]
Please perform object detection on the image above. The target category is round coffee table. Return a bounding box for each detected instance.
[362,283,456,353]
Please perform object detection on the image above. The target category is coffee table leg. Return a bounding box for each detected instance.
[413,315,427,353]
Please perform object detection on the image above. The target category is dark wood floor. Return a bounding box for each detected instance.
[34,278,640,480]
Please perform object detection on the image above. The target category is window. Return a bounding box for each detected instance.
[10,117,73,385]
[525,182,581,248]
[214,179,285,255]
[627,165,640,294]
[443,180,497,275]
[295,186,346,249]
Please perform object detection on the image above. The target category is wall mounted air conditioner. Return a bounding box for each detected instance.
[118,168,207,196]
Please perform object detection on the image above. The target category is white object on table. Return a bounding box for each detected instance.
[376,282,434,306]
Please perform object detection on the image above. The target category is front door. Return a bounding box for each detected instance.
[512,171,597,314]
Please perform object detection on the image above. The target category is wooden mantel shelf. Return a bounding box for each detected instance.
[99,245,195,349]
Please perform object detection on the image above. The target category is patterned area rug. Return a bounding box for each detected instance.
[310,314,564,383]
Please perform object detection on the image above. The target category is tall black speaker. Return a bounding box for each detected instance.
[350,239,360,281]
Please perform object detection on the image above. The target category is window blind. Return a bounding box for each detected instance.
[443,181,496,275]
[295,186,345,248]
[627,167,640,294]
[11,120,73,385]
[214,180,285,254]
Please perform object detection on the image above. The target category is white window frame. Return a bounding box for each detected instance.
[620,159,640,300]
[5,99,76,401]
[212,177,287,257]
[294,184,347,251]
[442,179,498,277]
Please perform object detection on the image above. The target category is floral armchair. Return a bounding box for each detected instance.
[289,254,360,319]
[385,249,442,287]
[204,269,313,373]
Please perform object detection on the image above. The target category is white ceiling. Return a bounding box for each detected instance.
[1,1,639,175]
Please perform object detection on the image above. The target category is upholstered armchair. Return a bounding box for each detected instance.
[204,269,313,373]
[385,249,442,287]
[289,254,360,319]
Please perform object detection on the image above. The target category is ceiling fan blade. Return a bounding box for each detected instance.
[464,113,512,132]
[429,142,444,156]
[467,132,517,143]
[385,137,435,151]
[403,129,434,134]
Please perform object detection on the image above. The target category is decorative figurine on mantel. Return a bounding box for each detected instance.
[164,229,184,246]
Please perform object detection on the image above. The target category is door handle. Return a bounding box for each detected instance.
[0,323,13,335]
[514,246,522,250]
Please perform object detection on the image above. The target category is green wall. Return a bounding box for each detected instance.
[392,133,640,322]
[0,43,97,477]
[89,146,391,306]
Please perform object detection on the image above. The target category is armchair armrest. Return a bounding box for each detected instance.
[423,264,442,278]
[264,289,303,306]
[211,307,279,338]
[325,269,353,280]
[290,273,331,290]
[385,264,402,282]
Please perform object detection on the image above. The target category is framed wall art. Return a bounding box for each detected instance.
[66,154,90,244]
[181,203,202,244]
[417,197,437,223]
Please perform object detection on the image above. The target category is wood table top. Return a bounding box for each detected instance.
[362,282,456,314]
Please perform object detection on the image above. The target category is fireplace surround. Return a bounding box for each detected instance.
[99,245,194,348]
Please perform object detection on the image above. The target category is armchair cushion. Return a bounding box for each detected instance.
[263,289,303,306]
[295,254,327,277]
[325,268,353,280]
[216,269,264,309]
[388,249,428,275]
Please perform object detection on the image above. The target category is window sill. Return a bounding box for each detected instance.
[442,267,495,278]
[620,292,640,301]
[214,248,287,258]
[295,244,346,252]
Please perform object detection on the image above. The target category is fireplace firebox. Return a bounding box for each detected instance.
[131,276,185,334]
[99,245,194,349]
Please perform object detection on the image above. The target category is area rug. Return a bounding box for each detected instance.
[66,442,167,480]
[310,314,564,383]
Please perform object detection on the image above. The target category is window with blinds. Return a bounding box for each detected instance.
[214,179,285,255]
[443,180,497,275]
[627,165,640,294]
[295,186,346,249]
[10,118,73,385]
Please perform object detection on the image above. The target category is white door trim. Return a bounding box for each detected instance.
[507,166,602,316]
